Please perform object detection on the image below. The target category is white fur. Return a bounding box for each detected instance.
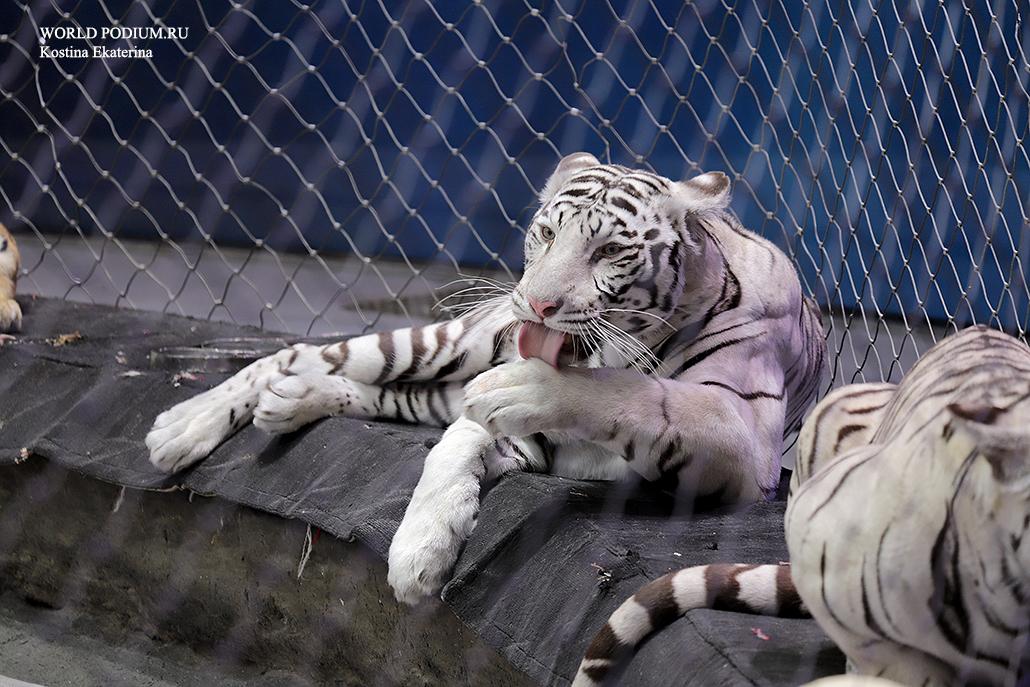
[147,384,244,472]
[607,597,653,642]
[670,565,708,610]
[388,416,490,604]
[735,564,780,614]
[462,358,579,437]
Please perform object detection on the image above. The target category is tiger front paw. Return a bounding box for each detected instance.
[253,374,372,434]
[146,389,236,473]
[387,500,474,605]
[463,358,575,437]
[387,532,454,605]
[0,299,21,333]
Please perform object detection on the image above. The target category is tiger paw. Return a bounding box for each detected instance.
[253,374,371,434]
[146,388,235,473]
[387,533,453,605]
[0,299,21,333]
[463,358,574,437]
[387,503,473,605]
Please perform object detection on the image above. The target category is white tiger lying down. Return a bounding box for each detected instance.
[574,326,1030,687]
[146,153,826,604]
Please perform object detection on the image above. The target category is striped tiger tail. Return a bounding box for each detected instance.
[573,563,807,686]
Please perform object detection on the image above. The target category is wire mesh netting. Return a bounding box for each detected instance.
[0,0,1027,387]
[1,4,1030,685]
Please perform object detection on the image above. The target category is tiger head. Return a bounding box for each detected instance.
[511,153,730,368]
[946,393,1030,573]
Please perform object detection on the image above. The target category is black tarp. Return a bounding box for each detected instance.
[0,297,844,686]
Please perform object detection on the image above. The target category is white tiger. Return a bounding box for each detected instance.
[146,153,826,604]
[574,325,1029,686]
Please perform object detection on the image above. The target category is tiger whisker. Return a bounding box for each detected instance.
[435,282,514,315]
[454,273,519,290]
[593,317,663,375]
[436,290,511,311]
[588,320,653,377]
[600,308,677,332]
[595,316,661,361]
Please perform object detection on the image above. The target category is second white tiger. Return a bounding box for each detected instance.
[146,153,826,604]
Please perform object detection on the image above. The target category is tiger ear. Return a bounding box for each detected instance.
[540,152,600,202]
[947,402,1029,488]
[679,171,731,213]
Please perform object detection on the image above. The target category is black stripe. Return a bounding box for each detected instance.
[670,332,764,378]
[860,554,886,637]
[776,564,807,617]
[818,545,850,631]
[701,380,784,401]
[433,351,468,381]
[705,564,760,613]
[610,196,637,215]
[833,424,866,452]
[634,574,679,630]
[395,327,426,381]
[321,341,348,375]
[425,387,447,426]
[403,386,419,422]
[807,451,878,520]
[374,331,396,384]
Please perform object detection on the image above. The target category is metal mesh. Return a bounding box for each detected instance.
[1,0,1027,387]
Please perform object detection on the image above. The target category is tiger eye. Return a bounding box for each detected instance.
[540,225,555,241]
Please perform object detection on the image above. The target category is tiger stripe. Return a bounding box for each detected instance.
[572,563,805,686]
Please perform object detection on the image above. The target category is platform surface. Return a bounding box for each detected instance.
[0,297,844,686]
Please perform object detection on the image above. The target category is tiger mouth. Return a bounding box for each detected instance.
[516,321,581,368]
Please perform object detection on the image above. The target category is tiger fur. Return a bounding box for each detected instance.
[574,326,1029,687]
[146,153,826,605]
[0,223,21,332]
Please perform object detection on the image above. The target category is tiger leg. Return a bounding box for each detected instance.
[253,376,465,434]
[461,359,784,500]
[147,312,513,473]
[387,417,544,604]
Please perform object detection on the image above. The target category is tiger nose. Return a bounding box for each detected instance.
[528,297,562,319]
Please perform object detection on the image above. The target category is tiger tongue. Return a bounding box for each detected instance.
[517,322,567,368]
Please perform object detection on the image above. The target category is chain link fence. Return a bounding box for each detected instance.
[1,0,1027,386]
[0,3,1029,684]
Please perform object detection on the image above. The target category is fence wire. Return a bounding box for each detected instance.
[0,0,1027,387]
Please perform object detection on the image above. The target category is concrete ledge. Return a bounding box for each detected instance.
[0,459,531,687]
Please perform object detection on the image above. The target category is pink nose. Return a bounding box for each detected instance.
[528,297,562,319]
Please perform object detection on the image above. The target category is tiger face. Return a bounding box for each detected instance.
[510,153,731,367]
